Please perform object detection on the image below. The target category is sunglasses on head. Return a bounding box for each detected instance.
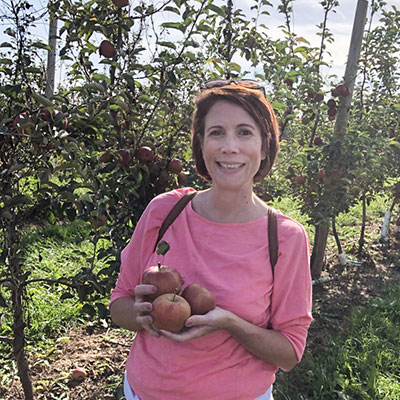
[200,79,266,96]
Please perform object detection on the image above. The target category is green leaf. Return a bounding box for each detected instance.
[182,51,196,60]
[167,70,177,84]
[207,4,226,17]
[32,92,54,107]
[8,163,25,174]
[31,41,52,51]
[0,58,12,65]
[0,42,13,48]
[92,73,111,84]
[157,41,177,50]
[83,82,106,93]
[157,240,170,255]
[389,140,400,149]
[161,22,185,33]
[164,6,181,15]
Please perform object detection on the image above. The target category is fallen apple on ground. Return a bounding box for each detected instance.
[182,283,216,315]
[142,262,184,302]
[71,367,87,381]
[151,292,191,332]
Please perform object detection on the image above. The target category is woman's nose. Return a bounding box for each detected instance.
[221,133,239,153]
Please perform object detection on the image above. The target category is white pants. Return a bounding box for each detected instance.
[124,372,274,400]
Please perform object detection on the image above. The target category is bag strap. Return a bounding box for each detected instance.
[267,206,279,276]
[153,191,198,252]
[154,191,279,276]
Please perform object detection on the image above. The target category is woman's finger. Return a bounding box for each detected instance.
[134,284,157,300]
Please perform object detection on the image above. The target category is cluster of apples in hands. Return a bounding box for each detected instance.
[141,256,216,333]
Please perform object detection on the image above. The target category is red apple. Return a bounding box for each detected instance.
[40,108,52,122]
[142,262,184,302]
[158,169,170,186]
[71,367,87,381]
[284,78,293,87]
[168,159,183,174]
[98,152,114,163]
[328,114,336,121]
[151,293,191,332]
[136,146,154,164]
[112,0,129,7]
[91,215,107,228]
[395,219,400,227]
[331,84,350,97]
[182,284,216,315]
[314,93,324,102]
[116,149,131,167]
[313,137,323,146]
[317,169,326,182]
[177,172,187,186]
[328,107,337,117]
[327,99,336,108]
[295,175,305,185]
[99,40,116,58]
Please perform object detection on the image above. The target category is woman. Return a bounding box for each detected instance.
[109,80,312,400]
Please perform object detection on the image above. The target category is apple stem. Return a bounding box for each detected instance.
[157,261,161,271]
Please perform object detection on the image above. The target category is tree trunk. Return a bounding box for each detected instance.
[358,194,367,255]
[12,285,33,400]
[7,215,34,400]
[310,220,330,278]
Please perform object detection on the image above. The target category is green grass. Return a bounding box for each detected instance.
[274,283,400,400]
[0,221,111,351]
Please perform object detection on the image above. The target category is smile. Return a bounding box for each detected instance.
[217,162,245,169]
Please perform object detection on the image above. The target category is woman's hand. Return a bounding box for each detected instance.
[133,284,160,338]
[160,307,232,342]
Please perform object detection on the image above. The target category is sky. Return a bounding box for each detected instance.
[0,0,399,86]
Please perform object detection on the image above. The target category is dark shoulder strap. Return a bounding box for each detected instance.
[267,206,278,276]
[153,191,197,252]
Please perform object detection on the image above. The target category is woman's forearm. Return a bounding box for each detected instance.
[224,312,298,371]
[109,296,144,332]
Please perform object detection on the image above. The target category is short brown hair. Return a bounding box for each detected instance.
[191,85,280,183]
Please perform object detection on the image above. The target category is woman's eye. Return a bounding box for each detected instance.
[209,130,222,136]
[239,129,252,136]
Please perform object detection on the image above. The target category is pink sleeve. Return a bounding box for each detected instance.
[109,189,193,307]
[269,217,313,362]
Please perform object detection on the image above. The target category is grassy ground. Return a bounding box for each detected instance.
[1,194,399,399]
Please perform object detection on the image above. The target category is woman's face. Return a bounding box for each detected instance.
[201,100,266,192]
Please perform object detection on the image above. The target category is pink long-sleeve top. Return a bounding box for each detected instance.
[110,188,312,400]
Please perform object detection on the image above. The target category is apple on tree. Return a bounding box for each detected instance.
[112,0,129,7]
[313,137,323,146]
[99,40,116,58]
[168,159,183,174]
[295,175,306,185]
[136,146,154,164]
